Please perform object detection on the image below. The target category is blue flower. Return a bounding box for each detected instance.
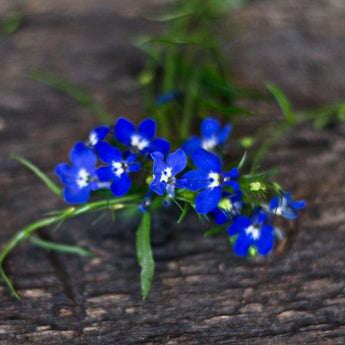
[182,118,231,155]
[228,209,274,256]
[156,91,182,105]
[183,149,239,214]
[150,149,187,198]
[56,142,98,203]
[114,118,170,157]
[269,192,306,220]
[87,126,110,147]
[95,142,141,197]
[210,191,243,225]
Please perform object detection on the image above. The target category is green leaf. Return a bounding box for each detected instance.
[266,83,295,124]
[177,202,189,223]
[204,225,226,237]
[203,100,252,116]
[237,151,247,170]
[136,212,154,299]
[29,236,95,257]
[11,155,62,196]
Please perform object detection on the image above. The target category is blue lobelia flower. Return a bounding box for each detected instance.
[114,118,170,157]
[156,91,182,105]
[269,192,306,220]
[228,209,274,256]
[95,142,141,197]
[87,126,110,147]
[56,142,98,203]
[210,191,243,225]
[182,118,232,155]
[150,149,187,198]
[182,149,239,214]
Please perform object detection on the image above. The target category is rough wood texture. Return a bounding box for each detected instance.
[1,1,344,344]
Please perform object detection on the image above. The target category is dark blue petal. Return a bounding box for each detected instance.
[283,192,292,202]
[191,149,220,172]
[147,138,170,156]
[228,216,251,236]
[126,154,137,163]
[167,149,187,175]
[255,225,274,255]
[224,180,240,191]
[151,151,167,175]
[175,178,187,189]
[56,163,75,182]
[70,142,97,168]
[195,187,222,214]
[182,137,201,155]
[224,167,239,179]
[114,118,135,146]
[201,118,220,139]
[110,173,131,196]
[64,186,90,204]
[129,162,141,173]
[89,126,110,145]
[213,208,230,225]
[289,200,306,209]
[96,142,122,164]
[150,179,166,196]
[96,166,114,182]
[233,235,252,256]
[138,119,156,139]
[217,124,232,144]
[269,196,279,211]
[182,170,209,191]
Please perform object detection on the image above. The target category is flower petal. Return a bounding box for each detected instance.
[191,149,220,172]
[201,118,220,139]
[138,119,156,139]
[182,170,209,191]
[89,126,110,145]
[149,179,166,196]
[217,124,232,144]
[167,149,187,175]
[110,173,131,197]
[255,225,274,255]
[182,137,201,155]
[224,167,239,179]
[114,118,135,146]
[70,142,97,168]
[151,151,167,175]
[147,138,170,156]
[224,180,240,191]
[195,187,222,214]
[228,216,251,236]
[233,235,252,257]
[64,186,90,204]
[96,142,122,164]
[96,166,114,182]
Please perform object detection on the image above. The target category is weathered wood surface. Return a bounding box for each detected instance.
[1,0,345,344]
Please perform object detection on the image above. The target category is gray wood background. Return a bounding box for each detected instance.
[0,0,344,344]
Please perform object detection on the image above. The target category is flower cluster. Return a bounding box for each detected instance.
[56,117,305,257]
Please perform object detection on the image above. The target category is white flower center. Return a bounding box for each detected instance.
[160,167,173,183]
[202,137,217,151]
[112,161,125,177]
[274,198,287,216]
[245,225,260,240]
[88,132,98,146]
[208,172,220,188]
[131,134,149,151]
[76,168,89,188]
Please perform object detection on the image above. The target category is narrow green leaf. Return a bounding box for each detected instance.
[203,100,252,116]
[204,225,225,237]
[237,151,247,170]
[136,212,154,299]
[177,202,189,223]
[11,155,62,196]
[29,236,95,258]
[266,83,295,124]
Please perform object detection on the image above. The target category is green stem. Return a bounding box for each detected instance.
[0,194,141,298]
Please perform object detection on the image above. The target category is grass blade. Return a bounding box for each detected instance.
[11,155,62,196]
